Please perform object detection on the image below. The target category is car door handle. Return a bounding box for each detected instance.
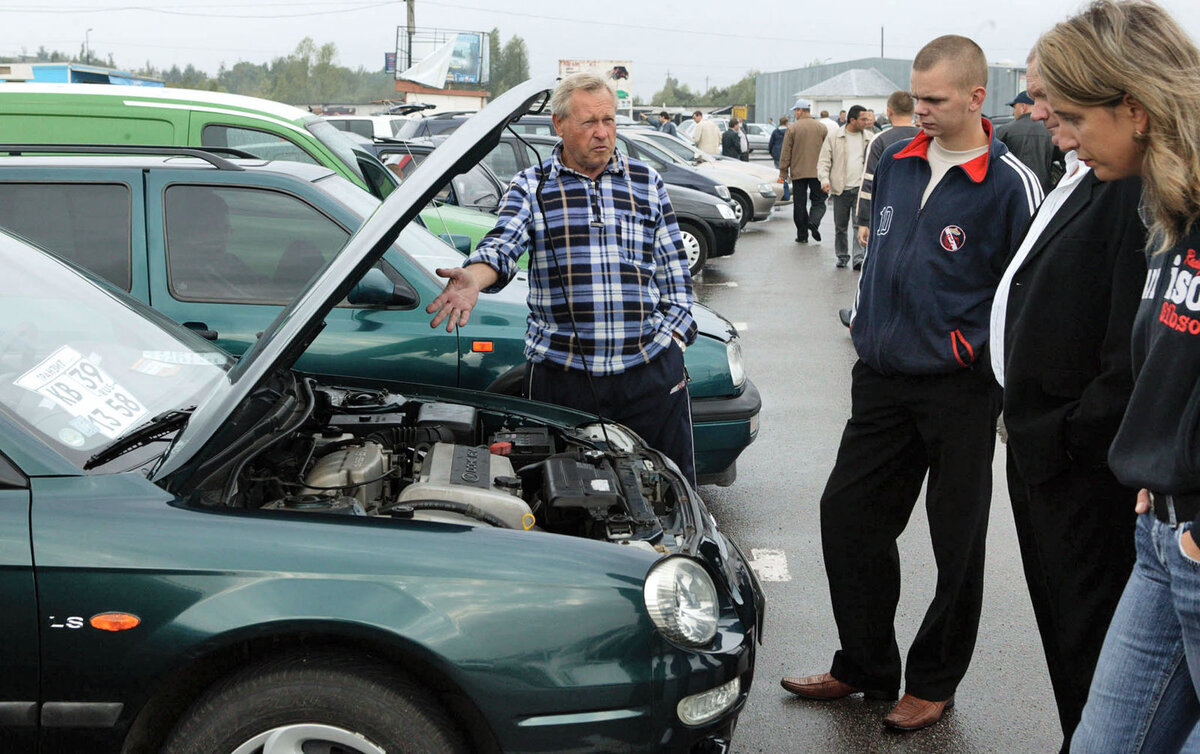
[183,322,218,341]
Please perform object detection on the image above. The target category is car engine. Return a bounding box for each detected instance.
[231,384,685,547]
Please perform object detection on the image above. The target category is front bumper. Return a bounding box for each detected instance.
[707,218,740,259]
[692,379,761,483]
[750,191,777,221]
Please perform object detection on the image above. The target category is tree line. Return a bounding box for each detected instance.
[5,29,533,106]
[5,33,754,109]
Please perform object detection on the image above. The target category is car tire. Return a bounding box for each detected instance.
[160,651,467,754]
[729,191,753,229]
[677,220,709,276]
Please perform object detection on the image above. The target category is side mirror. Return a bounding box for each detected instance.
[348,267,414,307]
[438,233,474,253]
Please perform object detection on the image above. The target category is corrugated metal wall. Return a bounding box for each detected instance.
[756,57,1027,124]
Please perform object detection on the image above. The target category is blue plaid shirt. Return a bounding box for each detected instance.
[466,144,696,375]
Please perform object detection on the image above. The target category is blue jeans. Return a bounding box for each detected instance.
[1072,514,1200,752]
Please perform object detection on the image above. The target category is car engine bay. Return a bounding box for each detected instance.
[218,383,690,549]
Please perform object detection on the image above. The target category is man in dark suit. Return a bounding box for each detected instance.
[996,90,1064,194]
[989,55,1145,753]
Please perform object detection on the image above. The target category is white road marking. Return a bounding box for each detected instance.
[748,548,791,582]
[697,281,739,288]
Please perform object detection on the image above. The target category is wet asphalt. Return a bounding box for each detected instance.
[694,174,1061,753]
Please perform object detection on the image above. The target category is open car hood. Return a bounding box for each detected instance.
[151,77,556,482]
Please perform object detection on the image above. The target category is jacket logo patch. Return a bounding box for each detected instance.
[939,225,966,252]
[877,206,893,236]
[1158,250,1200,335]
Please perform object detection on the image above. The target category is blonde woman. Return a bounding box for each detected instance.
[1035,1,1200,749]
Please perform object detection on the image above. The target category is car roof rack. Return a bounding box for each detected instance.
[0,144,251,170]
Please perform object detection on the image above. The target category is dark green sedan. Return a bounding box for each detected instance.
[0,79,763,753]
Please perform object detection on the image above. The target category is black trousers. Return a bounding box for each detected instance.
[526,342,695,486]
[821,359,1001,701]
[1007,451,1136,753]
[791,178,827,241]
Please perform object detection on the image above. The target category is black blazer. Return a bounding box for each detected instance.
[1002,173,1146,485]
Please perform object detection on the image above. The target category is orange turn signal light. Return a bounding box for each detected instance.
[472,341,494,353]
[90,613,141,632]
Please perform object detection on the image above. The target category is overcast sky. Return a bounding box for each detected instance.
[3,0,1200,100]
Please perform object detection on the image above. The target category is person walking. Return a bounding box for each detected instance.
[1031,2,1200,750]
[768,116,791,202]
[780,34,1042,731]
[657,111,678,137]
[817,104,875,268]
[778,98,830,244]
[991,51,1145,753]
[996,90,1064,194]
[426,73,698,485]
[690,111,721,155]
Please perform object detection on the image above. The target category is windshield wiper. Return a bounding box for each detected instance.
[84,407,195,470]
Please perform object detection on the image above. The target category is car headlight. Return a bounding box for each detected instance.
[757,182,776,197]
[716,203,736,221]
[714,185,731,200]
[727,339,746,388]
[644,557,719,646]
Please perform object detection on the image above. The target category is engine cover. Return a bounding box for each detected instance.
[302,442,387,508]
[399,443,532,529]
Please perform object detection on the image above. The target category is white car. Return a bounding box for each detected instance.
[622,129,777,227]
[323,114,412,140]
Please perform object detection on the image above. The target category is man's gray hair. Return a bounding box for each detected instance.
[551,73,617,120]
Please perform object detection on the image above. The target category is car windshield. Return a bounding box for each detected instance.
[306,118,368,183]
[0,231,233,465]
[645,133,703,163]
[630,137,686,167]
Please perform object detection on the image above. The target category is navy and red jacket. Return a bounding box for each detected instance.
[851,121,1042,375]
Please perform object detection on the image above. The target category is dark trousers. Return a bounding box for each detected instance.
[1007,451,1136,752]
[821,359,1001,701]
[791,178,827,241]
[832,188,864,265]
[526,342,695,486]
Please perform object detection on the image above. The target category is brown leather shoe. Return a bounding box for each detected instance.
[883,693,955,731]
[780,672,896,701]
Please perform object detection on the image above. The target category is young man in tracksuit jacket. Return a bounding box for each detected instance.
[780,34,1042,731]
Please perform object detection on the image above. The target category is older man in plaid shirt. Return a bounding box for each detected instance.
[427,73,698,483]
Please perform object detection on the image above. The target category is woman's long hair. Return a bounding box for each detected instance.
[1035,0,1200,252]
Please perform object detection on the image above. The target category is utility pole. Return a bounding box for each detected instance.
[880,26,884,58]
[406,0,415,68]
[85,28,93,64]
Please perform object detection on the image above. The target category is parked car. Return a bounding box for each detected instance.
[0,80,763,754]
[743,122,773,153]
[621,129,777,228]
[635,129,780,183]
[0,82,399,200]
[323,114,413,140]
[0,143,758,485]
[489,132,740,275]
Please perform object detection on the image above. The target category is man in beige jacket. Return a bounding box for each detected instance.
[818,105,875,268]
[779,98,831,243]
[690,111,721,155]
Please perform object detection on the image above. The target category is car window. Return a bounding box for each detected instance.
[358,154,397,198]
[339,120,374,139]
[165,185,350,304]
[646,134,700,162]
[201,125,320,166]
[483,143,521,182]
[379,150,425,182]
[527,141,555,161]
[631,138,686,166]
[508,122,554,136]
[452,166,500,211]
[0,183,132,291]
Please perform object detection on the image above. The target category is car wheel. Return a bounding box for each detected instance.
[161,651,467,754]
[677,221,709,276]
[730,191,752,229]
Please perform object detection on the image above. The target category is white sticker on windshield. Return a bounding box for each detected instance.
[16,346,148,439]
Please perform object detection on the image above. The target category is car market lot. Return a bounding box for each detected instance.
[693,208,1061,752]
[0,81,763,753]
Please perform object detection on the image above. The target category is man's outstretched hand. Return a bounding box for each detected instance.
[426,263,499,332]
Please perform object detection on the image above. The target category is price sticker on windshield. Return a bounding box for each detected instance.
[16,346,148,439]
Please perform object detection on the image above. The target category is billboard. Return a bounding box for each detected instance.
[396,28,490,86]
[558,59,633,112]
[448,32,486,84]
